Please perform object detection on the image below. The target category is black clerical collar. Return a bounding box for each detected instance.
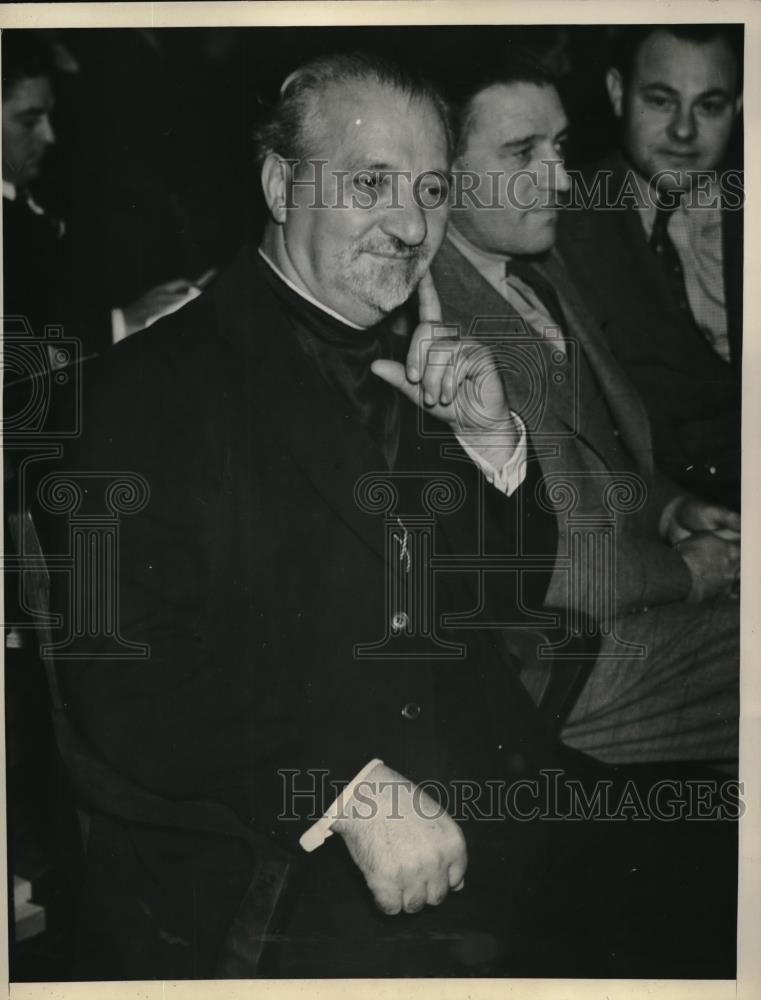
[255,246,400,466]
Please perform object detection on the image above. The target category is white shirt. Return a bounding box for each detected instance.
[633,171,729,363]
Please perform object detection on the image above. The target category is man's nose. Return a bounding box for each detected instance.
[39,115,55,145]
[668,105,697,144]
[380,192,427,246]
[550,159,571,194]
[539,156,571,195]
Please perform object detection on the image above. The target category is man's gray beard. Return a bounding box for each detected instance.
[336,248,430,317]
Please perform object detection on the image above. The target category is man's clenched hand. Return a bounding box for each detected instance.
[662,495,740,547]
[676,531,740,602]
[332,761,467,915]
[661,496,740,600]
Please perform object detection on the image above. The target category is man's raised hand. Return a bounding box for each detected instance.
[371,272,516,439]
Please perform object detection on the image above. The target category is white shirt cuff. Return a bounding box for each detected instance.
[456,411,528,497]
[299,758,384,853]
[111,307,128,345]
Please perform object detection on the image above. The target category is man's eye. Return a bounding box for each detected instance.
[356,171,382,189]
[699,99,729,116]
[513,146,532,165]
[643,94,674,110]
[554,139,568,159]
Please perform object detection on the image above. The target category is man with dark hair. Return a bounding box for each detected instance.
[2,31,202,362]
[432,51,740,767]
[558,24,743,508]
[49,49,736,981]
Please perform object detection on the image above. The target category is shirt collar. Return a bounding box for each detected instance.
[632,167,721,238]
[257,247,365,330]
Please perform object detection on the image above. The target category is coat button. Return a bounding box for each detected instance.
[401,702,421,721]
[391,611,408,632]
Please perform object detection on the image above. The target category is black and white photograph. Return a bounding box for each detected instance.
[1,3,758,995]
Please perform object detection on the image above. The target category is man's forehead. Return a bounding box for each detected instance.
[3,75,54,112]
[469,82,566,141]
[633,31,738,93]
[310,79,447,164]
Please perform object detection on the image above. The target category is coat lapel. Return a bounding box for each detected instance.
[214,248,391,562]
[536,250,655,475]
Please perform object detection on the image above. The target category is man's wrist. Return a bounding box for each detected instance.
[457,411,527,497]
[299,758,384,853]
[659,494,686,541]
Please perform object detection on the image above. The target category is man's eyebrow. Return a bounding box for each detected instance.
[344,159,397,173]
[499,133,540,152]
[695,87,734,100]
[640,82,732,100]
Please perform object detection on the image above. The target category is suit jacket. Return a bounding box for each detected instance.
[431,237,692,617]
[49,245,576,850]
[557,155,741,508]
[2,194,112,356]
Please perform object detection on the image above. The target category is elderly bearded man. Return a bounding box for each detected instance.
[50,52,736,981]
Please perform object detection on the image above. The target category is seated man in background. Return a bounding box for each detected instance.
[433,49,739,766]
[2,31,202,369]
[557,24,742,509]
[46,51,737,981]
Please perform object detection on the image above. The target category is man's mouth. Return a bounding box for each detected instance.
[365,249,423,260]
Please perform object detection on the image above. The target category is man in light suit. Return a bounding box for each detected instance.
[433,52,740,765]
[557,25,742,509]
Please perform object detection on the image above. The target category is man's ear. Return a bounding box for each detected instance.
[606,68,624,118]
[734,93,743,119]
[261,153,289,224]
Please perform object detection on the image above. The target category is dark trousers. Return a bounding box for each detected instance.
[71,768,737,980]
[277,797,736,979]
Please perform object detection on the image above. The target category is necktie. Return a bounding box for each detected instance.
[505,258,624,447]
[649,206,694,324]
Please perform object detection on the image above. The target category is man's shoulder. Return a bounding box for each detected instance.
[430,235,471,285]
[74,245,285,452]
[97,245,275,394]
[430,237,489,318]
[559,154,641,261]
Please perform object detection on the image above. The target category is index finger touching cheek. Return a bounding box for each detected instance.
[417,270,443,325]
